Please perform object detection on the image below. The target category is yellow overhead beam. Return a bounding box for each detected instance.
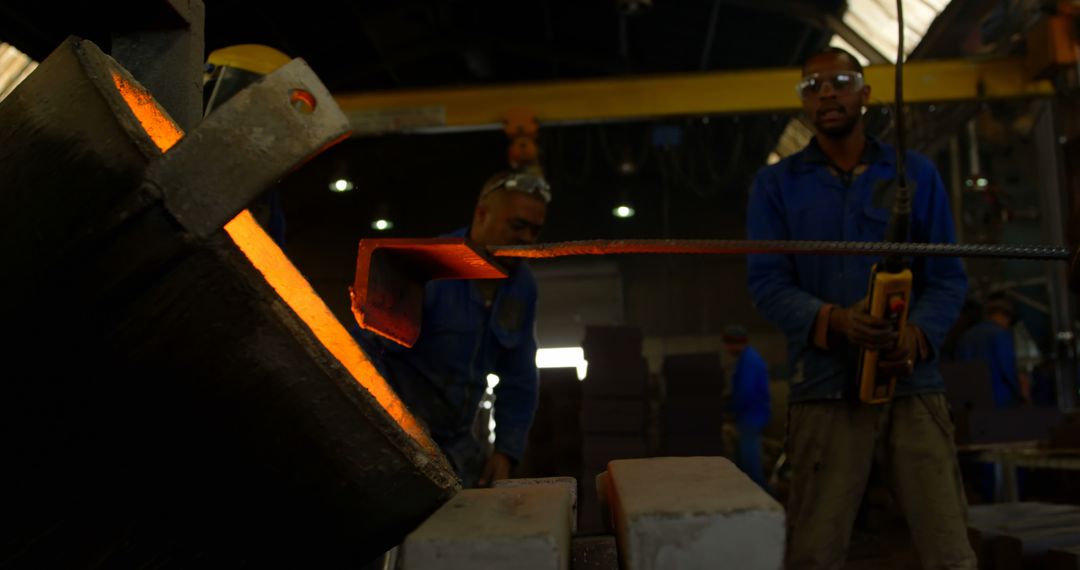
[334,58,1054,135]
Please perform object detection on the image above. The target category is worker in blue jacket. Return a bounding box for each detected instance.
[724,325,771,490]
[355,171,548,488]
[747,47,974,569]
[956,295,1030,502]
[956,295,1029,408]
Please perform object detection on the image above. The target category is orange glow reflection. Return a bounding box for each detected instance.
[112,72,183,152]
[224,211,435,451]
[112,71,435,453]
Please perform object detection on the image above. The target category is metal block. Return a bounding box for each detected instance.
[582,400,647,435]
[664,366,724,409]
[583,435,649,471]
[968,503,1080,567]
[953,408,1064,445]
[662,352,725,394]
[604,457,784,570]
[402,485,573,570]
[582,357,649,400]
[494,476,579,533]
[996,528,1080,570]
[582,325,644,361]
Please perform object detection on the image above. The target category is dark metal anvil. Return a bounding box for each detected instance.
[1,37,457,567]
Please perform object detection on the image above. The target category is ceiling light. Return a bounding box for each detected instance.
[329,178,353,192]
[371,219,394,231]
[613,204,635,219]
[535,347,588,380]
[964,175,990,191]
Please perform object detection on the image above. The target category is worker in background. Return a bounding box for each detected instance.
[956,294,1030,502]
[203,45,290,246]
[354,170,548,488]
[956,294,1030,408]
[723,324,772,490]
[746,47,974,569]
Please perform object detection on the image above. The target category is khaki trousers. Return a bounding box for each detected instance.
[785,394,977,570]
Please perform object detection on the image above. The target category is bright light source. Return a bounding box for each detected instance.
[536,347,588,380]
[613,205,635,219]
[487,374,500,388]
[487,400,497,443]
[371,219,394,231]
[330,178,354,192]
[964,176,990,192]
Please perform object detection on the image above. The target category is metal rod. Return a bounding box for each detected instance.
[490,239,1071,261]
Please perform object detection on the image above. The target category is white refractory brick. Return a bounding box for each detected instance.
[605,457,785,570]
[494,476,578,533]
[402,484,573,570]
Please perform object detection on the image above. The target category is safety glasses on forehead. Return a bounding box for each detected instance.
[483,172,553,204]
[796,71,865,100]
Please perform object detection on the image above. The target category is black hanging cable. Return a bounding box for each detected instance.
[700,0,723,71]
[884,0,911,272]
[895,0,906,185]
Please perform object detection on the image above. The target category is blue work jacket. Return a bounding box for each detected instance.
[729,346,772,428]
[956,321,1023,408]
[747,137,968,402]
[354,228,540,462]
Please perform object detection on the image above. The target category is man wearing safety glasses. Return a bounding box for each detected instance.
[747,48,975,568]
[354,170,549,488]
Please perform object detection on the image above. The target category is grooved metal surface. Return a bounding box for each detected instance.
[490,240,1072,261]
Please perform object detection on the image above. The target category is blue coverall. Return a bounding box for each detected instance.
[748,136,973,568]
[729,345,772,488]
[747,137,968,401]
[955,321,1023,409]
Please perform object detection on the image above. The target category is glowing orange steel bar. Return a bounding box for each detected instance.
[224,211,435,451]
[112,70,436,452]
[112,72,183,152]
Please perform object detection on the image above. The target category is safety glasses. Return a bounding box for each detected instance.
[483,172,552,204]
[795,71,865,100]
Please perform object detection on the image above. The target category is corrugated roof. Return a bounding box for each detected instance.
[841,0,952,63]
